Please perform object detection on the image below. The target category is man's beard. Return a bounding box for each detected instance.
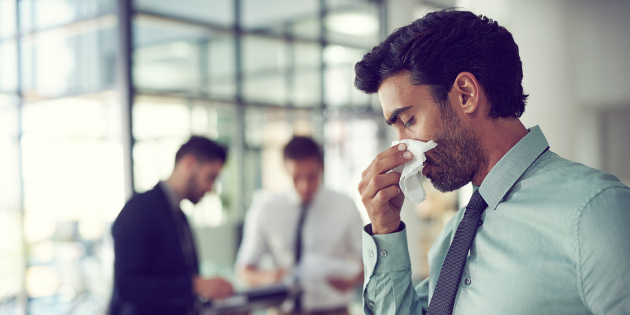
[425,102,487,192]
[185,175,203,204]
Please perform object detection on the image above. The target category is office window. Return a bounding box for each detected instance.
[134,16,203,94]
[293,41,322,107]
[134,40,201,94]
[0,94,22,312]
[20,94,126,314]
[20,18,118,98]
[134,15,236,99]
[132,96,192,192]
[325,0,380,47]
[242,0,319,37]
[324,45,370,107]
[18,0,115,33]
[242,35,288,105]
[134,0,233,27]
[1,0,388,313]
[0,40,18,92]
[206,36,236,99]
[0,0,17,39]
[0,96,20,212]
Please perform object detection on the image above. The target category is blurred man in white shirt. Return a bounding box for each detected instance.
[236,136,363,315]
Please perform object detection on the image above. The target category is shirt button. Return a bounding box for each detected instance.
[465,278,472,285]
[380,250,387,257]
[368,301,375,308]
[478,220,483,226]
[369,250,374,257]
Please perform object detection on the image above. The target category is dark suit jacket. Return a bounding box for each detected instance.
[109,184,200,315]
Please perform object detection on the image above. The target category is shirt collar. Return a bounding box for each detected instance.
[477,125,549,210]
[159,181,182,212]
[288,184,324,207]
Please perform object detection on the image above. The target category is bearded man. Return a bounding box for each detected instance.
[109,136,233,315]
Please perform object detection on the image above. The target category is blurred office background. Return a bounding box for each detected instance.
[0,0,628,314]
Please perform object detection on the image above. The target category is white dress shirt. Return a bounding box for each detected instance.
[236,186,364,311]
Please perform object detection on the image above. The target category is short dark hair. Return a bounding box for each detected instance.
[283,136,323,163]
[355,9,528,118]
[175,136,227,164]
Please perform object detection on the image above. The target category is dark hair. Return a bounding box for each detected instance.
[283,136,323,163]
[355,9,528,118]
[175,136,227,164]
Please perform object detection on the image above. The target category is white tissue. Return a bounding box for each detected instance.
[391,139,437,204]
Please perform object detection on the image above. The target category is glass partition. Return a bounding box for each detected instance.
[242,35,288,105]
[241,0,319,38]
[293,41,322,107]
[0,40,18,92]
[18,0,115,33]
[325,0,380,47]
[0,0,17,39]
[134,0,234,27]
[132,96,192,192]
[324,45,371,107]
[134,14,236,99]
[0,0,387,313]
[20,93,125,314]
[0,94,22,312]
[20,17,118,98]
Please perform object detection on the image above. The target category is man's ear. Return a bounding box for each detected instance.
[452,72,480,114]
[179,154,198,170]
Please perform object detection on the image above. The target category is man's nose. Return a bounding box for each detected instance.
[396,128,415,142]
[297,181,308,192]
[396,130,405,141]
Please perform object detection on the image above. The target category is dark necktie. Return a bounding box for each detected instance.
[172,209,200,315]
[174,208,199,273]
[294,203,309,264]
[427,190,487,315]
[293,203,309,312]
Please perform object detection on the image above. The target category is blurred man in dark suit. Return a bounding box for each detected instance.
[109,136,233,315]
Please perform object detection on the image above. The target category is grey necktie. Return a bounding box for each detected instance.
[427,190,487,315]
[295,203,309,264]
[293,203,309,312]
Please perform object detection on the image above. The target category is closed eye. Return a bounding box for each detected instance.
[403,117,414,128]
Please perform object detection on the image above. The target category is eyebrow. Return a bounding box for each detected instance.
[386,106,413,125]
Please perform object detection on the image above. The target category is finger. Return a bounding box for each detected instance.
[224,283,234,294]
[210,286,232,299]
[218,281,233,293]
[373,185,401,206]
[363,144,413,178]
[360,172,400,202]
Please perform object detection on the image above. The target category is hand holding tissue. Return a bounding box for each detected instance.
[391,139,437,204]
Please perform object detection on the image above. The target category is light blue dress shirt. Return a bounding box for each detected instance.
[362,126,630,314]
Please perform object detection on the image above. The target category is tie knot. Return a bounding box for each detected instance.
[300,203,309,212]
[466,190,487,210]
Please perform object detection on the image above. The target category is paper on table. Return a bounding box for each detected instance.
[391,139,437,204]
[298,255,361,280]
[297,254,361,307]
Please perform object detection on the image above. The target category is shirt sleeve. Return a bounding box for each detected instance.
[362,222,428,314]
[235,200,270,267]
[577,186,630,315]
